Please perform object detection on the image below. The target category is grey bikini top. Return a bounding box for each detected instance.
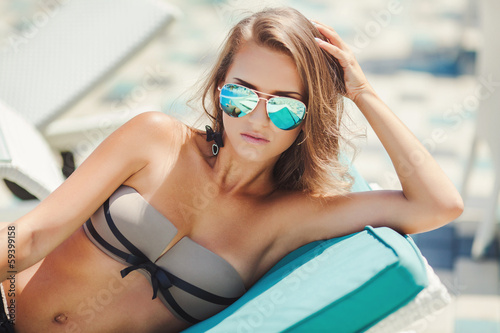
[83,185,247,324]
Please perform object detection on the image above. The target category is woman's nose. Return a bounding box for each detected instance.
[248,98,269,125]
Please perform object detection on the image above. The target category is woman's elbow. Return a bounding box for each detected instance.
[426,193,464,231]
[440,192,464,221]
[405,194,464,235]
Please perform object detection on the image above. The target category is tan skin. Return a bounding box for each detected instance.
[0,22,463,333]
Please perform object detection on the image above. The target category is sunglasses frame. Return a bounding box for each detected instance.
[218,83,307,130]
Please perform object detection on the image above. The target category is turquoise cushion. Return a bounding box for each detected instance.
[182,164,428,333]
[183,227,428,333]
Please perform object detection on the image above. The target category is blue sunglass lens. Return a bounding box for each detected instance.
[267,98,306,130]
[219,84,258,118]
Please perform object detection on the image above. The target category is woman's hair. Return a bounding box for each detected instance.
[192,6,357,197]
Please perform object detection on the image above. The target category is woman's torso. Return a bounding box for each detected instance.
[2,121,303,333]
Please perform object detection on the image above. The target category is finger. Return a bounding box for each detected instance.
[310,20,337,36]
[315,24,347,49]
[315,38,348,64]
[311,20,335,32]
[312,22,348,50]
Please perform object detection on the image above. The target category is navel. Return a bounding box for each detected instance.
[54,313,68,324]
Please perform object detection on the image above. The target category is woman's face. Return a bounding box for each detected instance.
[221,41,305,162]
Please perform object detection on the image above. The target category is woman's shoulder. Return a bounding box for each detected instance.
[121,111,195,148]
[126,111,187,136]
[122,111,209,159]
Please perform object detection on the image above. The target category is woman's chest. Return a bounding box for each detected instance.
[121,144,298,288]
[158,185,280,288]
[124,182,281,289]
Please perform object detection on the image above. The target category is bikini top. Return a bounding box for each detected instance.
[83,185,247,324]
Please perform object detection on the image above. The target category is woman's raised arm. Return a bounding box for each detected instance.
[289,22,463,244]
[0,111,177,281]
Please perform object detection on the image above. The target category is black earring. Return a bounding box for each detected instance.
[205,125,224,156]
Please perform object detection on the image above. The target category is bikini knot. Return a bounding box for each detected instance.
[121,261,173,300]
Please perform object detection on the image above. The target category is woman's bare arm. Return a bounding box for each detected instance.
[285,22,463,245]
[0,111,178,281]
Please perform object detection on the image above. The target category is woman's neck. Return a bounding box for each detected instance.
[210,142,278,198]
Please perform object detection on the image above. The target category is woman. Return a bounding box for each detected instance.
[0,7,463,333]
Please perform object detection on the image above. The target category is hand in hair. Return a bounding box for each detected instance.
[304,19,463,237]
[313,21,374,104]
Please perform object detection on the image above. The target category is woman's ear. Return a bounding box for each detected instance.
[215,78,222,91]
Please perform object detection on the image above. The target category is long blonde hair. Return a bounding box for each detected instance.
[193,7,356,197]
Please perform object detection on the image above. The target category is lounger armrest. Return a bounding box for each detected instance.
[0,101,64,200]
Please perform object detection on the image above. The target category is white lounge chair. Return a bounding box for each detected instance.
[0,101,64,220]
[0,0,181,145]
[0,0,181,204]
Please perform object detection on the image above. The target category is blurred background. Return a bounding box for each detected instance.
[0,0,499,332]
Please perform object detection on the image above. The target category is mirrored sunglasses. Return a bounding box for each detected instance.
[218,83,307,130]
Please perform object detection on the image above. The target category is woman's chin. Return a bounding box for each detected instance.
[237,147,264,161]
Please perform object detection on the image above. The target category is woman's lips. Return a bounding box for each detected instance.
[241,133,270,145]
